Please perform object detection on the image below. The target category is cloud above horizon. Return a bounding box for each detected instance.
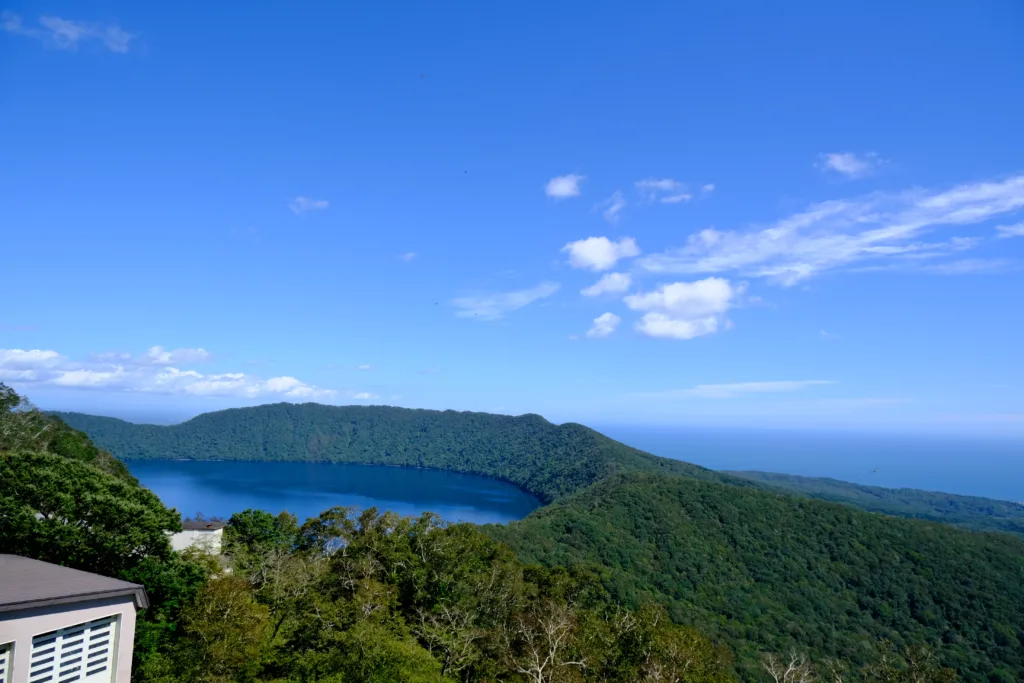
[996,222,1024,239]
[635,178,691,204]
[636,175,1024,286]
[289,196,329,214]
[632,380,836,399]
[599,191,627,223]
[545,174,585,199]
[2,12,134,53]
[563,237,640,272]
[586,312,621,338]
[623,277,742,340]
[817,152,882,178]
[452,282,560,321]
[581,272,632,296]
[1,346,337,399]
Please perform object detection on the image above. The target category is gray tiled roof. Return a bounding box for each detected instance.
[181,519,226,531]
[0,555,149,614]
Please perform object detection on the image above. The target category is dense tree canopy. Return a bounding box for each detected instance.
[487,473,1024,681]
[729,471,1024,538]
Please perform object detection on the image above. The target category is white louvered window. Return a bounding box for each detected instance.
[29,616,117,683]
[1,642,12,683]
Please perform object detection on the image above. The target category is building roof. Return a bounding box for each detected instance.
[180,519,227,531]
[0,555,149,614]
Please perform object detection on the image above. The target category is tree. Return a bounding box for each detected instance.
[0,450,181,575]
[177,575,270,683]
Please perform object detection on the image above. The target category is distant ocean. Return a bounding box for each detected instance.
[595,425,1024,503]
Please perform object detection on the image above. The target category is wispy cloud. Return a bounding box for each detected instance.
[398,252,417,262]
[599,191,627,223]
[631,380,836,399]
[623,277,742,340]
[352,392,379,400]
[545,174,585,199]
[701,184,715,194]
[636,175,1024,286]
[563,237,640,272]
[817,152,882,179]
[586,312,621,339]
[0,346,335,399]
[581,272,632,296]
[635,178,691,204]
[452,282,560,321]
[357,364,372,371]
[289,196,329,214]
[917,258,1016,275]
[2,12,134,53]
[996,222,1024,239]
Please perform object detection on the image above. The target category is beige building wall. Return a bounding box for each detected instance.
[0,595,138,683]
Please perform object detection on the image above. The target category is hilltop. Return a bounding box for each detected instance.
[728,470,1024,539]
[55,404,734,503]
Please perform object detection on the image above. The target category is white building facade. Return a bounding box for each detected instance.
[0,555,148,683]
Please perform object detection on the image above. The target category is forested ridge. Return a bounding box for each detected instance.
[4,393,1020,681]
[487,473,1024,681]
[728,471,1024,538]
[54,404,734,503]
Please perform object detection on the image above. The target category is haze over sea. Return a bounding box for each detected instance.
[597,425,1024,503]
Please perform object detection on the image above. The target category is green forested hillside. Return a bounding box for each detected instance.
[51,402,1024,680]
[55,405,731,502]
[487,473,1024,682]
[729,470,1024,538]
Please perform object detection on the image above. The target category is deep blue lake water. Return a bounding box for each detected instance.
[127,460,542,524]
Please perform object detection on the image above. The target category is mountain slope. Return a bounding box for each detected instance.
[486,472,1024,681]
[55,404,735,503]
[729,470,1024,538]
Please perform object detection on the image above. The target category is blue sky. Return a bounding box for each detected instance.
[2,1,1023,434]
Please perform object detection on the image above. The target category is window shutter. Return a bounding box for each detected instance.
[29,616,117,683]
[0,642,11,683]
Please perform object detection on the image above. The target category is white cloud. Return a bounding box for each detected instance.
[562,236,640,272]
[918,258,1014,275]
[1,12,134,52]
[2,12,135,52]
[632,380,836,399]
[586,313,621,339]
[635,178,692,204]
[289,196,329,214]
[545,174,585,199]
[452,282,560,321]
[357,364,372,371]
[581,272,632,296]
[636,175,1024,286]
[142,346,212,365]
[817,152,881,178]
[352,392,379,400]
[599,191,627,222]
[996,222,1024,238]
[0,346,335,399]
[702,184,715,194]
[398,252,417,262]
[624,277,740,340]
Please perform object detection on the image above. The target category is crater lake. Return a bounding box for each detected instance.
[127,460,543,524]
